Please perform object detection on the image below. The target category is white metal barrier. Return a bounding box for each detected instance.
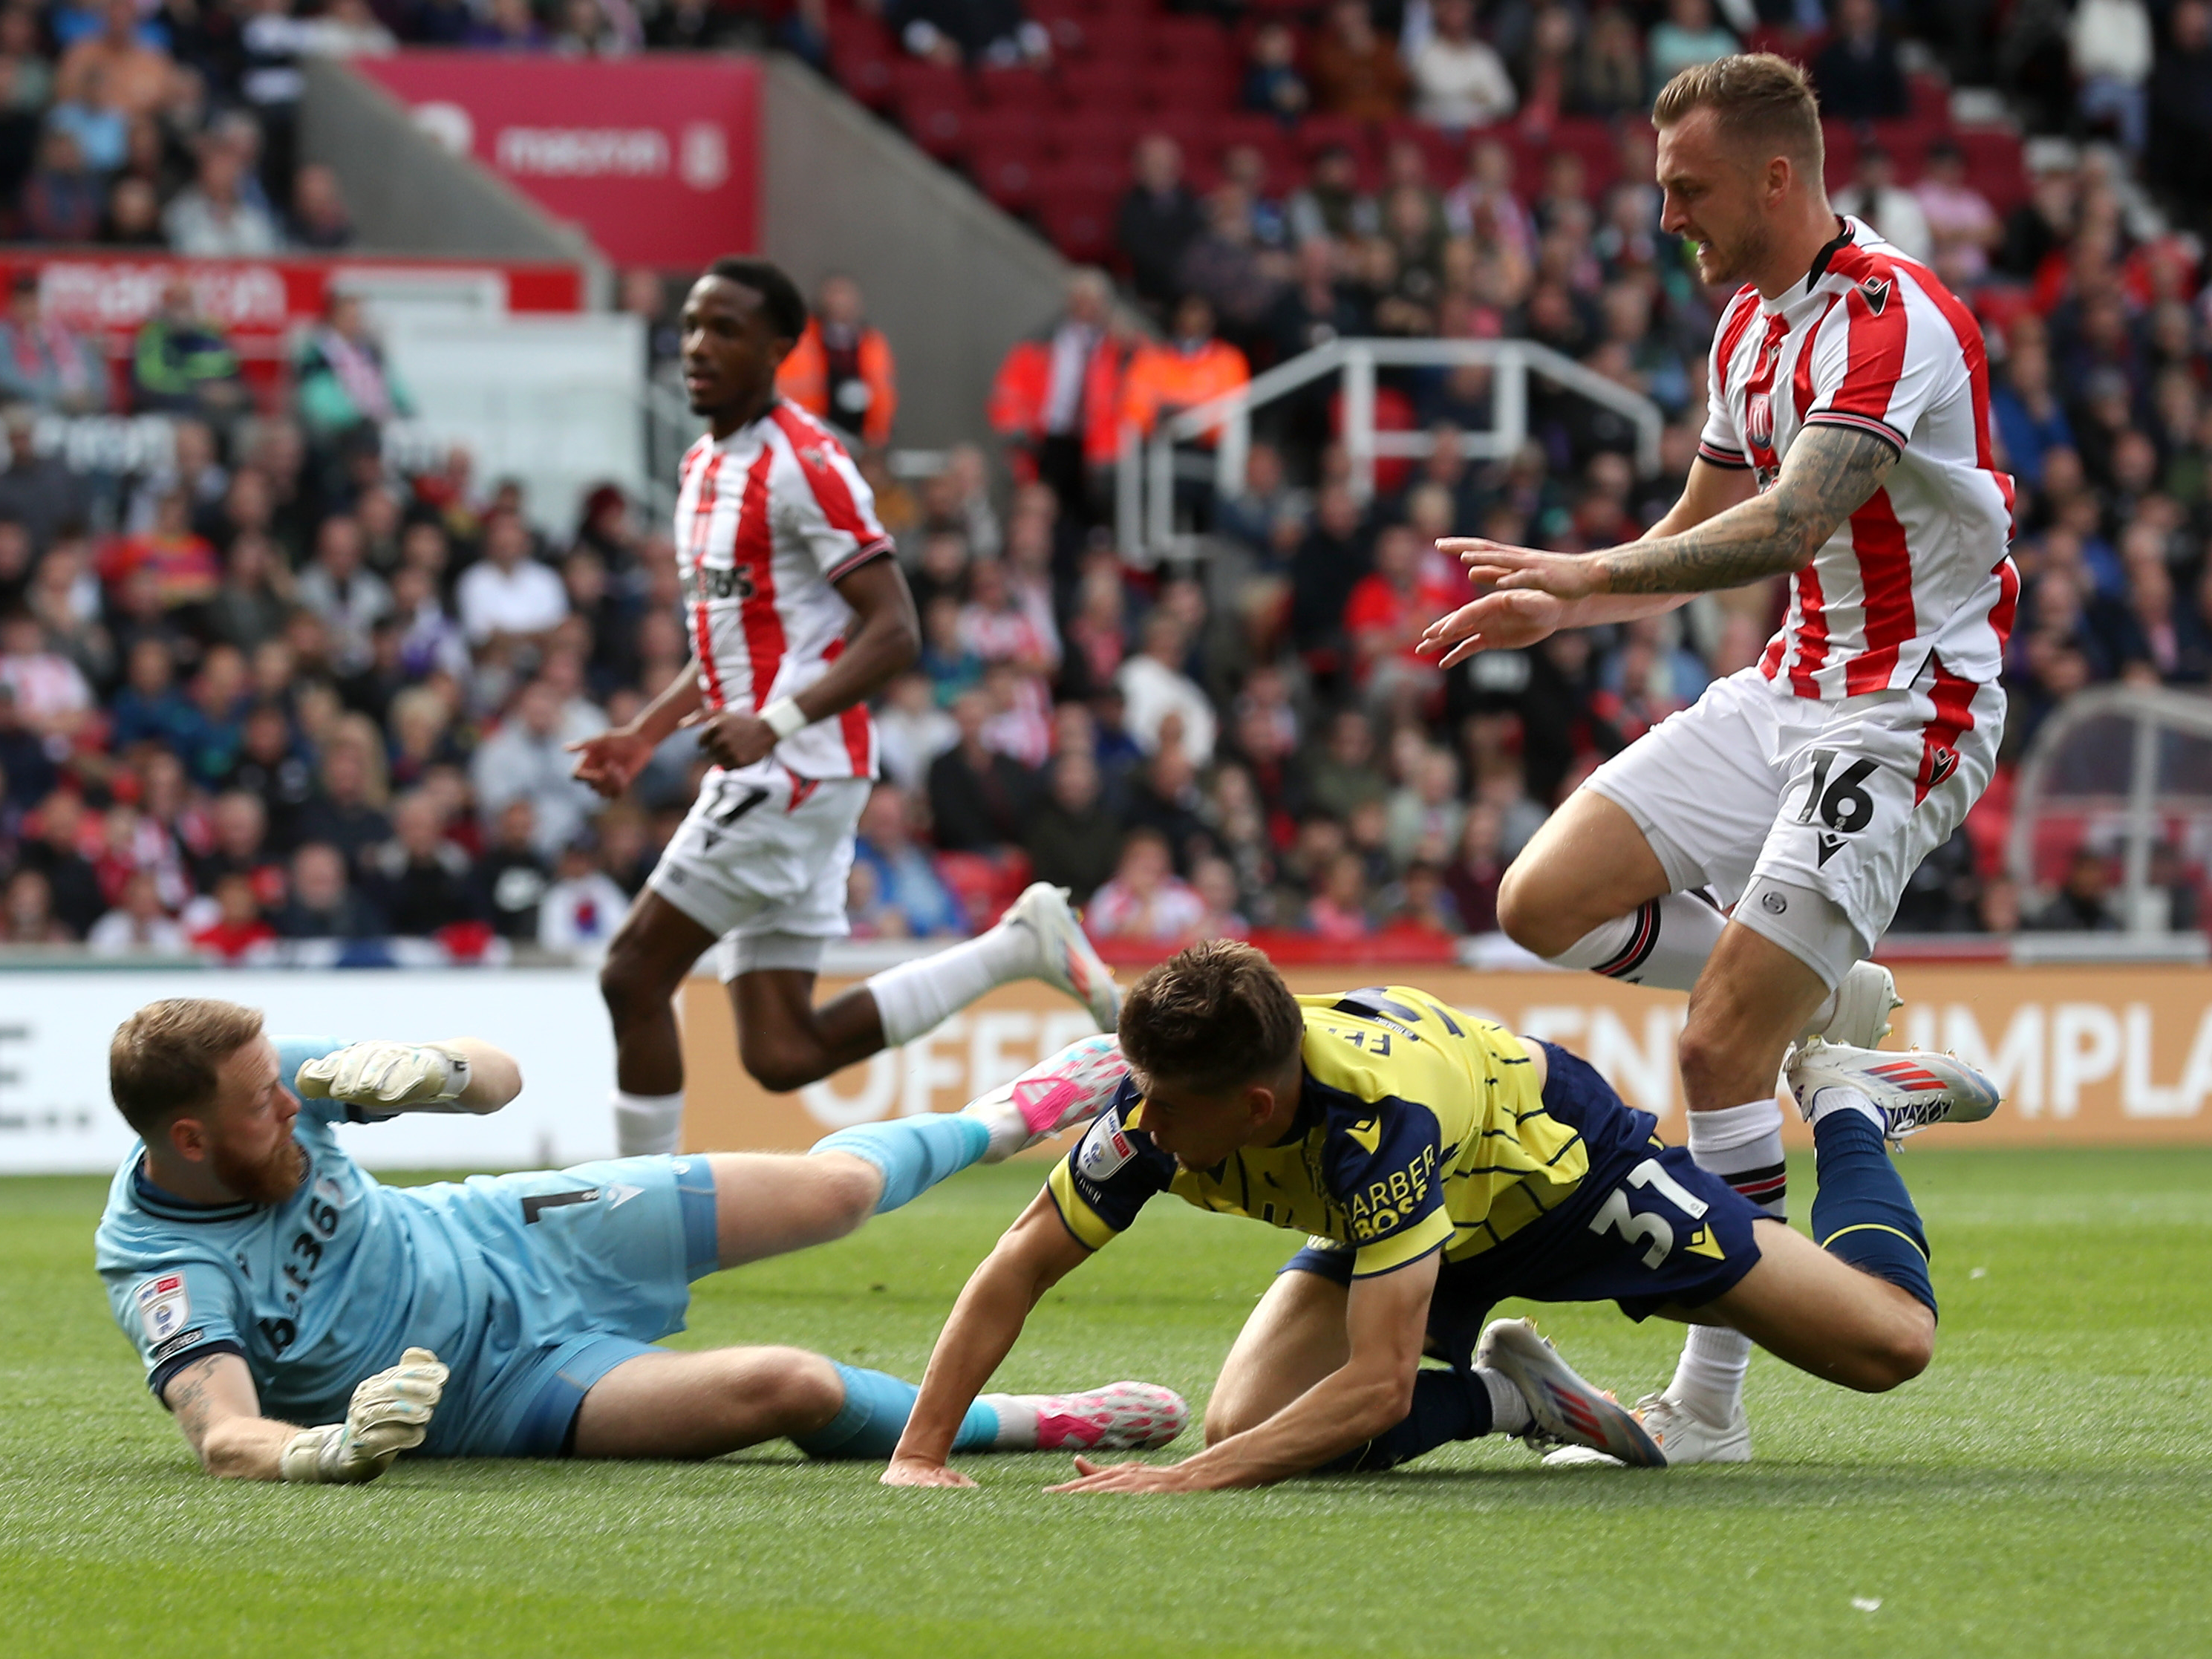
[1120,336,1665,562]
[2006,684,2212,935]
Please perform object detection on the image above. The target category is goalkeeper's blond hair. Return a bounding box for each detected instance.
[110,998,266,1135]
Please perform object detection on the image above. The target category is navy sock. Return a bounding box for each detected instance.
[1811,1107,1937,1316]
[810,1114,991,1213]
[791,1363,999,1460]
[1319,1367,1493,1474]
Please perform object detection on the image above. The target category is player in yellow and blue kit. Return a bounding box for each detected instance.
[886,941,2000,1490]
[96,998,1184,1483]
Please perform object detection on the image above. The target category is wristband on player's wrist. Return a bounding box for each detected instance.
[761,698,809,740]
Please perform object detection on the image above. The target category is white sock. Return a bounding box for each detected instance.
[864,925,1036,1048]
[613,1089,685,1157]
[1476,1366,1531,1436]
[1548,893,1724,991]
[1686,1096,1789,1219]
[1807,1084,1885,1130]
[1669,1324,1751,1426]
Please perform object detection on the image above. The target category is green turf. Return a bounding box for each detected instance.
[6,1150,2211,1658]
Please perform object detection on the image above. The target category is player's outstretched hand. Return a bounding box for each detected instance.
[682,708,778,771]
[278,1347,448,1484]
[1440,538,1608,601]
[1417,589,1567,667]
[881,1456,978,1489]
[567,727,656,798]
[297,1042,470,1109]
[1045,1455,1203,1495]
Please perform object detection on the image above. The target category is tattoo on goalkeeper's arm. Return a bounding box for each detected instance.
[1596,425,1897,596]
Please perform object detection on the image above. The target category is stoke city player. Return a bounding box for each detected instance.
[569,258,1118,1158]
[1417,56,2016,1463]
[97,999,1181,1481]
[884,943,1997,1492]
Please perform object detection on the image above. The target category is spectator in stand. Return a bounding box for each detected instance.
[775,273,896,449]
[1812,0,1910,123]
[1241,20,1308,125]
[129,276,246,419]
[293,293,412,446]
[0,608,91,740]
[2,865,68,941]
[1303,707,1389,823]
[0,275,102,416]
[874,668,956,793]
[102,489,221,619]
[1118,610,1216,765]
[366,788,476,936]
[984,272,1119,508]
[108,633,195,752]
[1288,143,1379,246]
[472,676,602,858]
[164,134,285,255]
[1288,483,1370,671]
[1443,801,1506,933]
[0,411,88,554]
[1345,521,1458,709]
[189,869,277,960]
[0,679,52,810]
[1308,0,1408,121]
[538,834,632,953]
[19,787,102,934]
[19,126,103,244]
[890,0,1048,68]
[270,838,382,939]
[1410,0,1516,131]
[2150,2,2212,224]
[1645,0,1737,90]
[1384,743,1464,868]
[1305,850,1374,941]
[2071,0,2153,156]
[471,798,549,939]
[927,687,1033,852]
[1571,6,1648,120]
[850,780,965,937]
[1914,139,2002,287]
[2030,846,2122,931]
[1991,337,2073,492]
[289,161,353,249]
[87,865,188,955]
[1022,746,1119,905]
[1116,134,1204,313]
[457,506,567,649]
[293,729,391,873]
[1086,825,1204,944]
[1832,143,1932,264]
[469,0,547,49]
[100,175,165,246]
[55,0,183,124]
[296,513,391,675]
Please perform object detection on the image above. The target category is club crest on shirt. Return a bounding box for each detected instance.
[1746,390,1775,449]
[1078,1110,1135,1181]
[1860,277,1891,315]
[135,1273,191,1343]
[1925,746,1960,788]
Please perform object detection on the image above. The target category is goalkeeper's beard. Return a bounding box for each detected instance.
[213,1131,309,1207]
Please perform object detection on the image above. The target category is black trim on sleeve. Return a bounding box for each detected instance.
[1694,443,1754,470]
[1799,410,1906,459]
[149,1337,247,1404]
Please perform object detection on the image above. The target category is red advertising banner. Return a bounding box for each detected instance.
[356,50,760,268]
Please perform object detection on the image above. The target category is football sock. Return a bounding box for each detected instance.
[1319,1366,1524,1473]
[792,1364,1000,1460]
[1808,1089,1937,1315]
[613,1089,685,1157]
[1667,1098,1787,1421]
[1547,892,1725,991]
[809,1113,991,1213]
[864,925,1035,1047]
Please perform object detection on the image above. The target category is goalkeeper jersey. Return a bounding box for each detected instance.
[94,1036,694,1451]
[1048,987,1592,1278]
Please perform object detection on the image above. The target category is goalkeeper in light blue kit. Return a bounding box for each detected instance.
[95,998,1181,1483]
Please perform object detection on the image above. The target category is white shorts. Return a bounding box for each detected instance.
[1583,666,2003,978]
[645,766,870,982]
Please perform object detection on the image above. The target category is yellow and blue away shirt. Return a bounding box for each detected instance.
[1046,985,1591,1277]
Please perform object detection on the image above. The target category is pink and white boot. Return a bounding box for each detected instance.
[962,1033,1133,1161]
[981,1382,1190,1453]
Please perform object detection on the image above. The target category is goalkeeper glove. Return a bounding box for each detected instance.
[279,1347,449,1484]
[296,1042,472,1111]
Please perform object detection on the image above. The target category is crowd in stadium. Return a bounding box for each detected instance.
[2,0,2211,958]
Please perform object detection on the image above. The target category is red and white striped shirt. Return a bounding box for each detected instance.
[674,400,894,780]
[1698,216,2020,700]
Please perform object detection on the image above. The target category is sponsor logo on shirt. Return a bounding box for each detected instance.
[149,1326,206,1363]
[135,1273,191,1343]
[1078,1111,1135,1181]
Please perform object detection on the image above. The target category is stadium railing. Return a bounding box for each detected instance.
[1120,335,1665,562]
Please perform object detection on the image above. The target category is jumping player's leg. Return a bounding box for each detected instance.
[601,890,719,1155]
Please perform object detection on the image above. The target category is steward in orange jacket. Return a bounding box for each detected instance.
[1118,294,1249,446]
[775,275,897,447]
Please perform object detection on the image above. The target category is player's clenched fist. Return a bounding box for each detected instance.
[296,1042,472,1109]
[278,1348,449,1484]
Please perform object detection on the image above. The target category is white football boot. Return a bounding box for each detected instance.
[1787,1039,2003,1139]
[1475,1318,1666,1468]
[1002,881,1121,1032]
[962,1032,1131,1161]
[1542,1390,1752,1468]
[1798,959,1902,1050]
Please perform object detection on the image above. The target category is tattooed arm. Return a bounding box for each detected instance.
[1447,425,1898,603]
[163,1351,297,1479]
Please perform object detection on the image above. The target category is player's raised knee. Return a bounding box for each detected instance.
[737,1031,829,1095]
[1495,862,1575,957]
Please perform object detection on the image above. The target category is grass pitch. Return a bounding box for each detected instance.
[5,1150,2211,1658]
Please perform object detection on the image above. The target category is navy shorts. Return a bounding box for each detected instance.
[1284,1043,1765,1369]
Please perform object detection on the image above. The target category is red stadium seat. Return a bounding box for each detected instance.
[898,88,973,162]
[1954,128,2029,214]
[1036,189,1122,265]
[974,65,1053,113]
[1078,12,1151,64]
[971,147,1043,211]
[1908,73,1951,124]
[827,16,898,110]
[1039,146,1130,197]
[1060,58,1146,112]
[1141,61,1233,112]
[1150,16,1230,73]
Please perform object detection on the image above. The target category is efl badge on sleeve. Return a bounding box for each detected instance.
[136,1274,192,1343]
[1077,1111,1136,1181]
